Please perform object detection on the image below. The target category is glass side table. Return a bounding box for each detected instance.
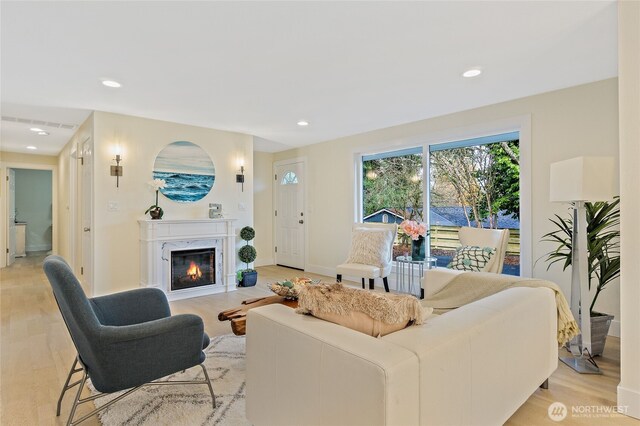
[395,256,438,298]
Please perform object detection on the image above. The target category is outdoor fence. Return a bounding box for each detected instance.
[428,225,521,255]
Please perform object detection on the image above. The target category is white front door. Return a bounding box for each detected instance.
[80,138,93,295]
[6,168,16,266]
[275,162,305,269]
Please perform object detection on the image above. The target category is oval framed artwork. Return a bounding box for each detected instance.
[153,141,215,203]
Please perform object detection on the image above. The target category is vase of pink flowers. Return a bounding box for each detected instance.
[400,220,428,261]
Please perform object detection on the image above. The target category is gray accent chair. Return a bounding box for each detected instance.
[43,255,215,426]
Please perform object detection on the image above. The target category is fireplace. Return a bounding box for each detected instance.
[139,219,236,301]
[171,248,216,291]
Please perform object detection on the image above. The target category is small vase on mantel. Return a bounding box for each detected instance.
[411,235,426,261]
[145,179,167,220]
[149,206,164,220]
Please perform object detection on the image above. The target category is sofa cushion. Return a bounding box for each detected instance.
[447,245,496,272]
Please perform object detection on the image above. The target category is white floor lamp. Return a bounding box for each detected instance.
[550,156,615,374]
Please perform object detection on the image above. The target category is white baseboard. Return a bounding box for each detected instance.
[304,263,335,278]
[609,319,621,337]
[618,385,640,420]
[254,258,274,268]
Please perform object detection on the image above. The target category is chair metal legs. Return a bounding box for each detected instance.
[57,356,216,425]
[200,364,217,409]
[57,357,82,416]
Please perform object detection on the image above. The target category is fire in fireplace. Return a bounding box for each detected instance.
[171,248,215,291]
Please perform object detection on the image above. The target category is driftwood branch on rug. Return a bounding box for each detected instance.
[218,295,298,335]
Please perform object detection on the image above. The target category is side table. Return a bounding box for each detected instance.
[395,256,437,298]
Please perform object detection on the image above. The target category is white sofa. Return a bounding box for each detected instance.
[246,284,558,426]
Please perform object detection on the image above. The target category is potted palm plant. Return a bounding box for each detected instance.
[542,197,620,356]
[237,226,258,287]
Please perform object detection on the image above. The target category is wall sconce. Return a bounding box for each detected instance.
[110,151,123,188]
[236,162,245,192]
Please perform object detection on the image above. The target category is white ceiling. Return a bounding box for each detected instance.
[1,1,618,155]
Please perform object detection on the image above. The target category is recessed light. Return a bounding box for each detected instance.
[462,68,482,78]
[26,146,37,150]
[37,131,49,136]
[30,127,43,132]
[297,120,309,126]
[101,79,122,88]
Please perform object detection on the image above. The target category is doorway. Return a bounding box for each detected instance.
[78,137,94,295]
[274,160,305,270]
[5,167,53,266]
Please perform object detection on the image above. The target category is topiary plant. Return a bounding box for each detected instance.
[238,226,258,286]
[239,245,257,269]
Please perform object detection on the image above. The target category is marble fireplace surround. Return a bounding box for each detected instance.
[139,219,237,301]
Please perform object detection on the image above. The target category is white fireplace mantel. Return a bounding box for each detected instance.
[138,218,237,301]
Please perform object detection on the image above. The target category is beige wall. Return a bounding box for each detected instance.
[264,78,620,321]
[0,151,58,268]
[57,112,254,296]
[253,150,274,266]
[618,0,640,419]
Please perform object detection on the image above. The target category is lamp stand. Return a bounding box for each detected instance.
[559,201,602,374]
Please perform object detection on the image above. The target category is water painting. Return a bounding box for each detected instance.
[153,141,215,203]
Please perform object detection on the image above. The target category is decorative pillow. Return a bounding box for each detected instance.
[447,245,496,272]
[345,229,393,269]
[296,283,426,337]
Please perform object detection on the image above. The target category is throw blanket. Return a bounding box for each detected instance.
[297,283,425,325]
[423,272,578,344]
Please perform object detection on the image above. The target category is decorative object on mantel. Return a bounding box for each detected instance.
[544,156,617,374]
[237,226,258,287]
[209,203,223,219]
[270,277,320,300]
[145,179,166,220]
[153,141,215,203]
[400,220,429,261]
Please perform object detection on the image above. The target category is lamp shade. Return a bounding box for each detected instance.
[550,156,616,202]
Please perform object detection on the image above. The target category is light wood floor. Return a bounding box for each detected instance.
[1,253,637,425]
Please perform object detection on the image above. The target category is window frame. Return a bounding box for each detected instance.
[354,115,531,277]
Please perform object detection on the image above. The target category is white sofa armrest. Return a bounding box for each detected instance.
[421,267,464,299]
[246,304,420,426]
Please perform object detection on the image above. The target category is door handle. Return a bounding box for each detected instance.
[299,220,304,224]
[83,227,91,232]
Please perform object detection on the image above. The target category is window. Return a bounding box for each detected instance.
[429,132,520,275]
[281,171,298,185]
[359,131,522,272]
[362,147,423,259]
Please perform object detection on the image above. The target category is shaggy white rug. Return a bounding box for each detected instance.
[89,334,250,426]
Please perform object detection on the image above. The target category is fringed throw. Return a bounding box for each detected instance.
[296,283,425,325]
[423,272,579,345]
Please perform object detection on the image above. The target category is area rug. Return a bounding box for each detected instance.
[89,334,250,425]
